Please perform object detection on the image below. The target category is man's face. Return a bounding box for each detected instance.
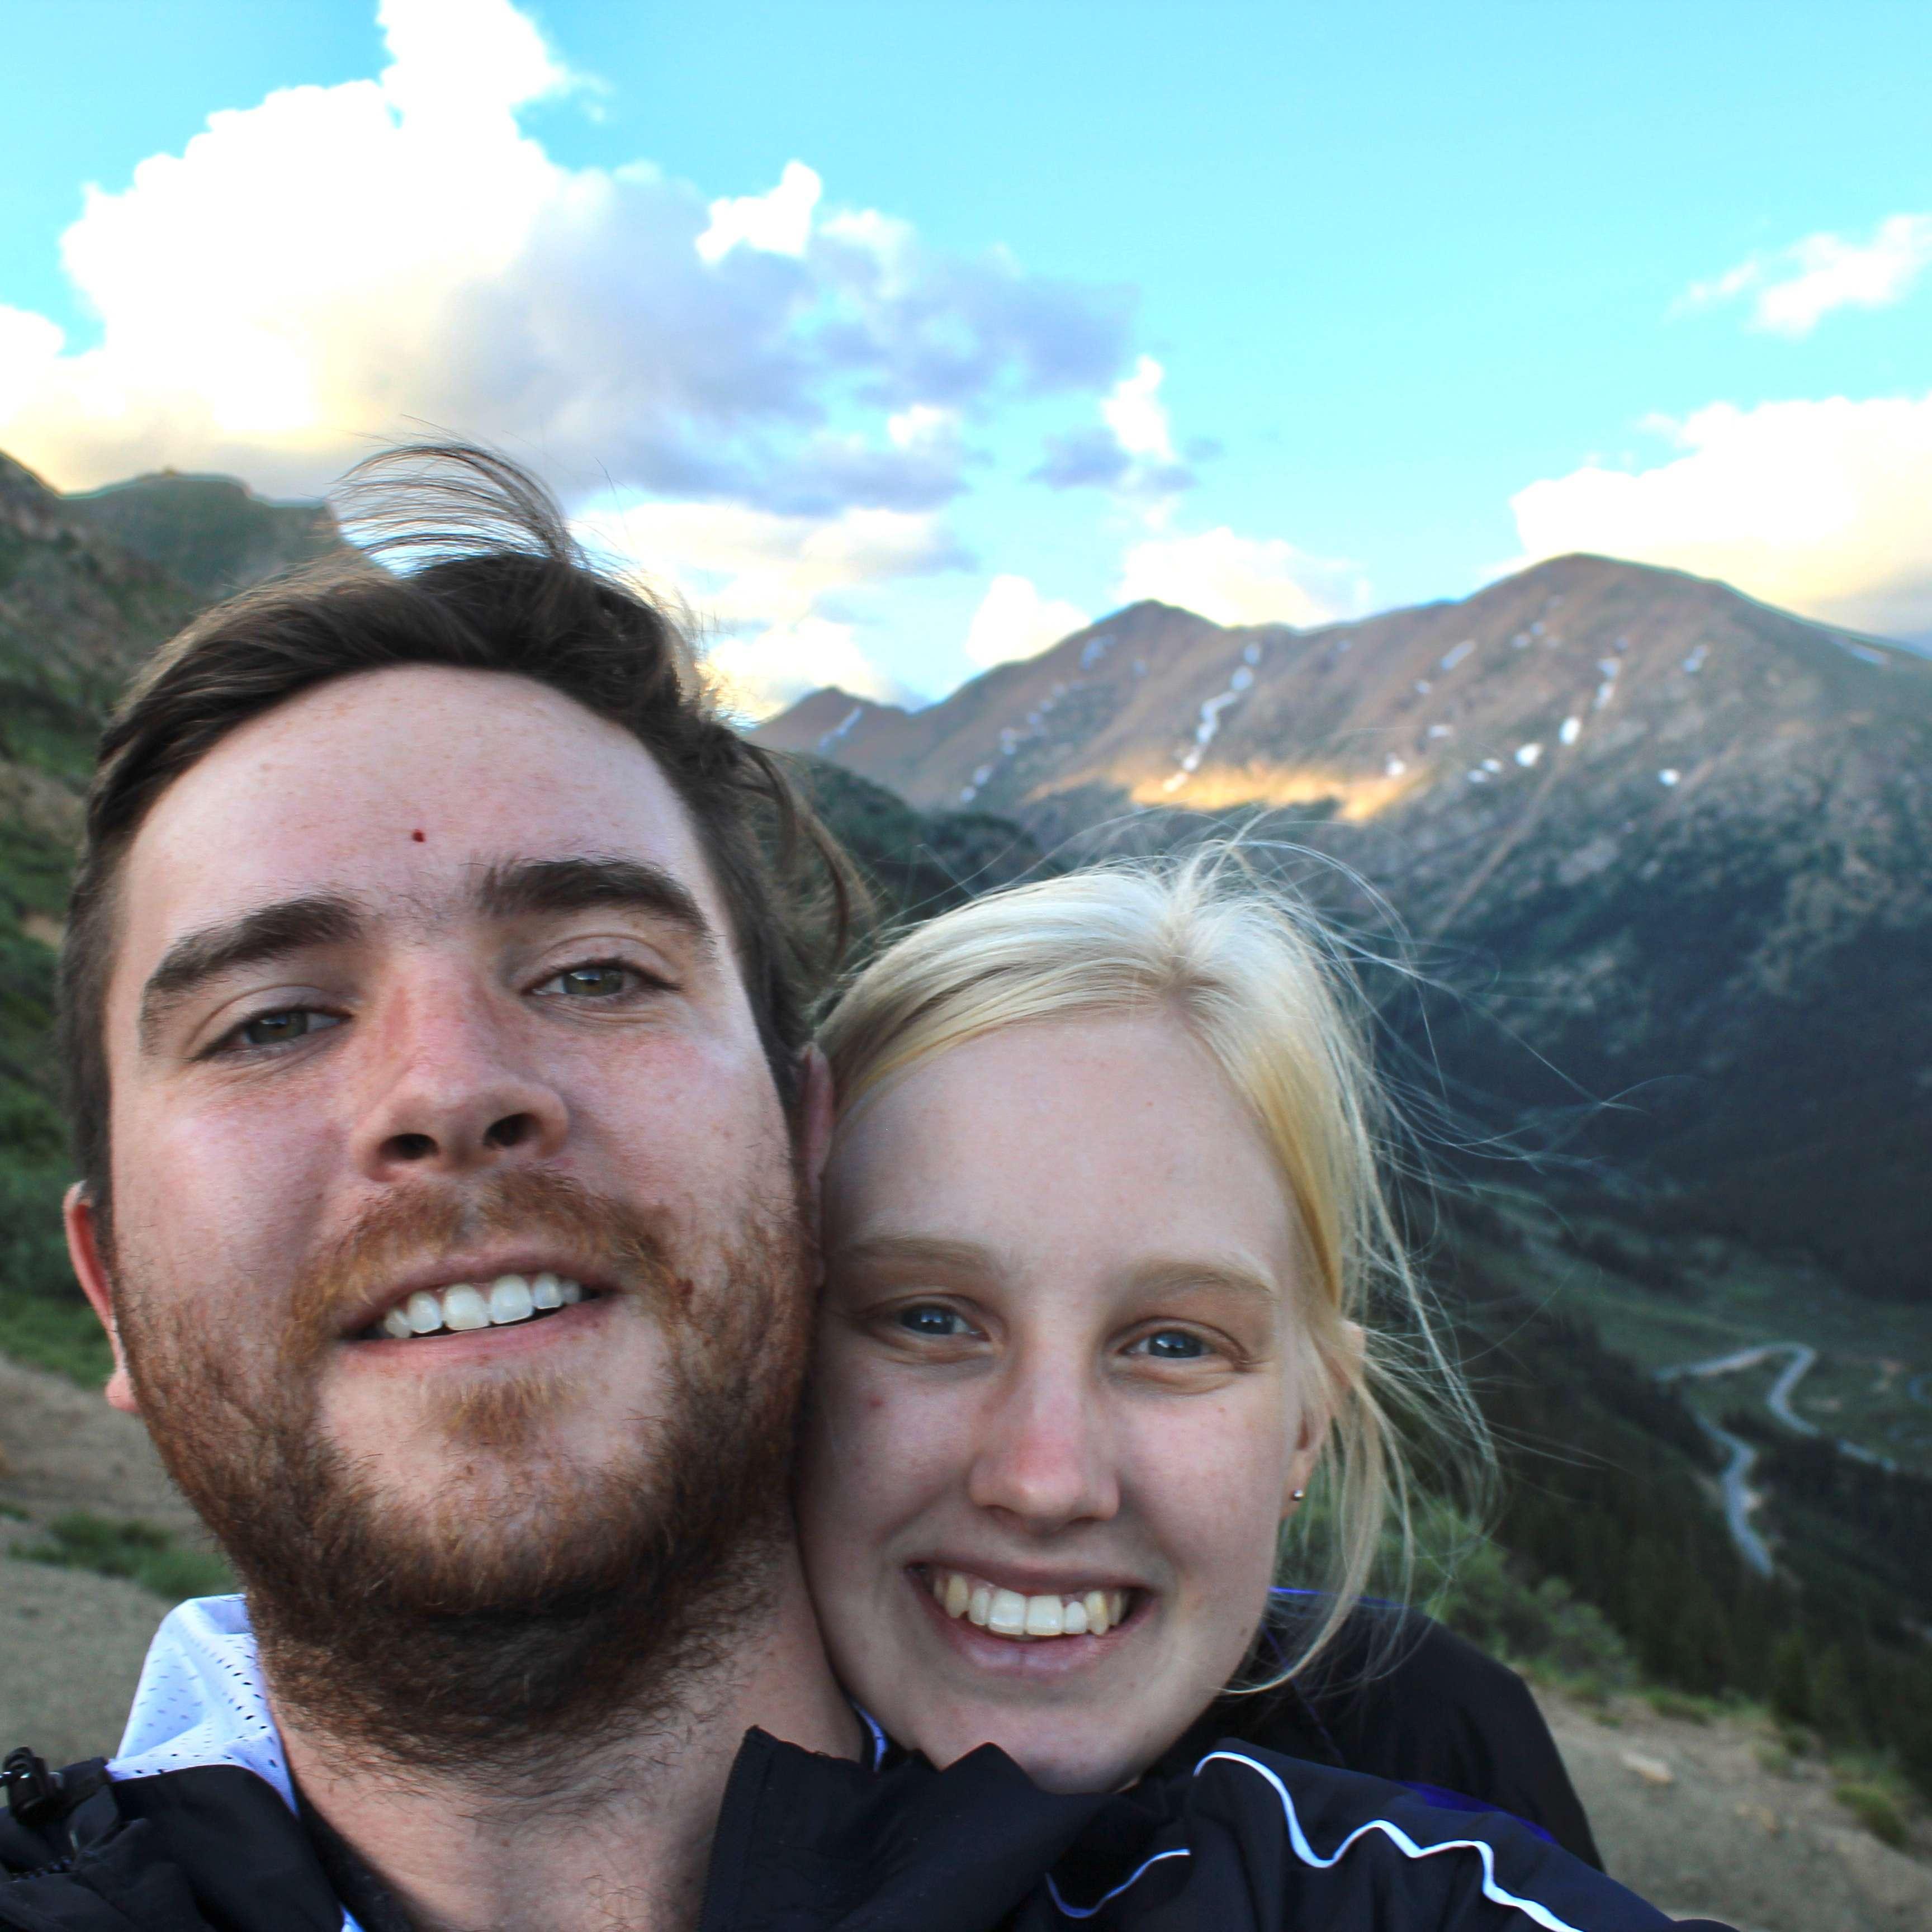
[79,664,811,1753]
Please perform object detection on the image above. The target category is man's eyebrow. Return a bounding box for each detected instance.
[474,858,716,952]
[140,894,366,1050]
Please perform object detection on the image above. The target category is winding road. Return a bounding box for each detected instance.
[1675,1412,1774,1575]
[1654,1347,1815,1578]
[1654,1342,1898,1574]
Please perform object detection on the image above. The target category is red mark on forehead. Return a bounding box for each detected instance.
[411,830,426,842]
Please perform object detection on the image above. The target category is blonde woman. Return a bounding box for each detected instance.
[794,854,1623,1910]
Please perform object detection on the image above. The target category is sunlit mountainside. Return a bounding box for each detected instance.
[755,558,1932,1313]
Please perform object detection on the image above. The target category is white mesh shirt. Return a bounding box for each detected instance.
[110,1593,291,1801]
[108,1594,361,1932]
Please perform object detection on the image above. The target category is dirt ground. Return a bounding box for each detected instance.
[1540,1690,1932,1931]
[0,1352,203,1765]
[4,1354,1930,1928]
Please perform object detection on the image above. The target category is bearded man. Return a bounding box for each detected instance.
[0,448,1098,1931]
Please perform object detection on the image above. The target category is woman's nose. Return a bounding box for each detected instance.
[965,1367,1120,1532]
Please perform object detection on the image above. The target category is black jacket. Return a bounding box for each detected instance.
[1202,1602,1600,1868]
[4,1728,1717,1932]
[0,1599,1630,1932]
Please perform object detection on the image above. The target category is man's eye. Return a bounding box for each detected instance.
[1135,1329,1209,1361]
[235,1008,340,1050]
[894,1304,969,1339]
[539,964,635,999]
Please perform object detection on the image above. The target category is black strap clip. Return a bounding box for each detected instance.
[2,1749,63,1831]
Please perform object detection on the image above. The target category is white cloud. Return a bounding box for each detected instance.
[577,497,960,717]
[1684,213,1932,338]
[695,160,822,264]
[704,618,904,721]
[0,0,1128,505]
[1115,527,1364,628]
[1033,354,1194,498]
[0,308,64,427]
[962,574,1091,669]
[1103,355,1176,462]
[1511,391,1932,636]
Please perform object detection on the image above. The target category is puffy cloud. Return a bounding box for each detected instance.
[577,497,963,717]
[0,0,1129,507]
[1511,391,1932,637]
[1033,354,1194,496]
[1115,527,1364,627]
[705,618,907,721]
[1102,354,1176,462]
[1683,213,1932,338]
[962,574,1091,669]
[0,308,64,426]
[695,159,821,264]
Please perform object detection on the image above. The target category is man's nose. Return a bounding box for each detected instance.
[965,1360,1120,1533]
[349,976,570,1181]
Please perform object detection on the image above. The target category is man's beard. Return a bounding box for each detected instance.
[112,1166,812,1782]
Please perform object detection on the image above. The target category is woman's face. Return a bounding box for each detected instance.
[795,1012,1325,1793]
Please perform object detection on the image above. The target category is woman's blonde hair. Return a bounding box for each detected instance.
[816,845,1489,1684]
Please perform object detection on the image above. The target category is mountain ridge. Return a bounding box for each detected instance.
[757,555,1932,1300]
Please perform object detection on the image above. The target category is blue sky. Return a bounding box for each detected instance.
[4,1,1931,710]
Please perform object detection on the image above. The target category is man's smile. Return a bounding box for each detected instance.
[356,1270,594,1339]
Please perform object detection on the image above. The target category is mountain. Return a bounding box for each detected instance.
[0,454,342,1324]
[61,468,338,600]
[756,555,1932,1300]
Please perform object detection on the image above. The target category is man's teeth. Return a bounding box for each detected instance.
[377,1273,583,1339]
[929,1569,1129,1640]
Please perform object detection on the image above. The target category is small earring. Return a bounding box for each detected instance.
[1290,1488,1306,1502]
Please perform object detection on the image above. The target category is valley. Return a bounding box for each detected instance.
[1470,1201,1932,1479]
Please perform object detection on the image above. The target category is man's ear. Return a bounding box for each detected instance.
[1281,1319,1365,1520]
[64,1182,138,1415]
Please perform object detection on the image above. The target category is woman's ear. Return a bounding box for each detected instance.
[64,1182,139,1415]
[1280,1319,1365,1519]
[797,1043,837,1201]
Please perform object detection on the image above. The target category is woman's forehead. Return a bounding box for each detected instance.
[826,1014,1300,1284]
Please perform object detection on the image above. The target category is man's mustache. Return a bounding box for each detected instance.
[286,1166,684,1360]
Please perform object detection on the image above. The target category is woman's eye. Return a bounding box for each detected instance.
[234,1008,340,1050]
[893,1304,969,1339]
[1135,1329,1210,1361]
[539,963,636,999]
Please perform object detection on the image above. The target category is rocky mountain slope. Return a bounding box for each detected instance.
[0,453,339,1318]
[756,558,1932,1300]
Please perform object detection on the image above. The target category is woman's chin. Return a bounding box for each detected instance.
[931,1722,1146,1796]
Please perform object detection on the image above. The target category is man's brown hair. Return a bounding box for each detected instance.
[57,443,852,1219]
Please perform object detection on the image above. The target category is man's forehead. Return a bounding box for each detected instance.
[111,665,718,986]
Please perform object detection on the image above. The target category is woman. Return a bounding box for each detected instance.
[794,852,1630,1913]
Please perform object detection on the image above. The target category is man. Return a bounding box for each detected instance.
[0,446,1100,1930]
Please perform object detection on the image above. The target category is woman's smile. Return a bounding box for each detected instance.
[919,1564,1134,1641]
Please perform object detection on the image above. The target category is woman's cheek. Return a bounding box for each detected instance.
[1143,1401,1292,1584]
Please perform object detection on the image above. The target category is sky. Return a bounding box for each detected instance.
[4,0,1931,714]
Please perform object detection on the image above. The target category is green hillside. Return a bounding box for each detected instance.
[0,456,334,1379]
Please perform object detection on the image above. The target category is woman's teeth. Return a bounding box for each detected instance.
[375,1273,583,1339]
[929,1569,1129,1640]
